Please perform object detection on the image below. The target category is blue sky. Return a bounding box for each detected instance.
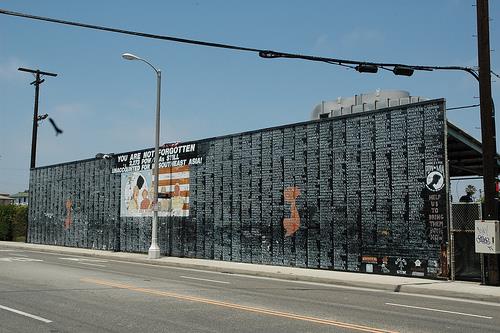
[0,1,498,197]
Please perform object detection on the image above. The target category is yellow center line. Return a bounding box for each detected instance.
[81,277,398,333]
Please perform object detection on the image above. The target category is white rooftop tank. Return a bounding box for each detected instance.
[311,90,428,120]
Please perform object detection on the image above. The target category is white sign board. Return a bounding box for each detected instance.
[475,220,500,254]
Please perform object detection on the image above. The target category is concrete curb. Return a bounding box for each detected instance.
[2,241,499,303]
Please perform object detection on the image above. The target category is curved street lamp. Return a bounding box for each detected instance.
[122,52,162,259]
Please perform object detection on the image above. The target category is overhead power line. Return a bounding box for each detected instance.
[1,8,499,80]
[0,9,261,53]
[447,104,480,111]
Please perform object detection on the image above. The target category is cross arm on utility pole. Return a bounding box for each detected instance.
[18,67,58,77]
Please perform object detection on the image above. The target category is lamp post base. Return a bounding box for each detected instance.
[148,246,161,259]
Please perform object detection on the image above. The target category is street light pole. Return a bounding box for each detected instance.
[151,68,162,259]
[122,53,161,259]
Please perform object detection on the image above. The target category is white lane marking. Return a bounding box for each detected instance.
[385,302,493,319]
[59,257,108,263]
[223,273,500,308]
[0,257,43,262]
[20,250,500,308]
[394,291,500,308]
[180,276,230,284]
[79,262,107,268]
[12,257,42,262]
[9,253,29,257]
[0,304,52,323]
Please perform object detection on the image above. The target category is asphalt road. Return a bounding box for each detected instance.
[0,247,498,333]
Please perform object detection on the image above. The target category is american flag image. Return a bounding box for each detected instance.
[157,165,190,217]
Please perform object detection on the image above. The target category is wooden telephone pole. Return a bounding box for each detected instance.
[476,0,499,285]
[18,67,57,169]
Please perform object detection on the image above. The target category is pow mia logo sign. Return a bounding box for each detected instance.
[425,170,444,192]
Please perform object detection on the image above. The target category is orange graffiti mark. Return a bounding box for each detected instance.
[64,199,72,229]
[283,186,301,237]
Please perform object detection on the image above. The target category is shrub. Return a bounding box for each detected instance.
[12,206,28,242]
[0,205,28,241]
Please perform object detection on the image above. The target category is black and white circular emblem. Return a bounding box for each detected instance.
[425,170,444,192]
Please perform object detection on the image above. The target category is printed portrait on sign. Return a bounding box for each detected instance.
[120,167,191,217]
[120,170,152,217]
[157,165,190,217]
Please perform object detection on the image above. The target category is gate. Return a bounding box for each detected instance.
[450,203,483,281]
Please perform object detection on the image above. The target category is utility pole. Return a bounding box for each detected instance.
[476,0,499,285]
[18,67,57,169]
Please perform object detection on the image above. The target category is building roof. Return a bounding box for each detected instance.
[447,121,500,177]
[0,195,13,201]
[10,191,28,199]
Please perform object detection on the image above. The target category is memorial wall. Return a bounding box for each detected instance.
[28,99,448,278]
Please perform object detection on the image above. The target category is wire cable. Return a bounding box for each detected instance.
[0,7,497,80]
[447,104,480,111]
[0,8,262,53]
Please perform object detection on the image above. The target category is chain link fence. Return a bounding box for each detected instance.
[451,203,482,281]
[451,203,481,231]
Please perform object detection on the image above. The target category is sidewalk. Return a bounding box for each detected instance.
[1,241,499,303]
